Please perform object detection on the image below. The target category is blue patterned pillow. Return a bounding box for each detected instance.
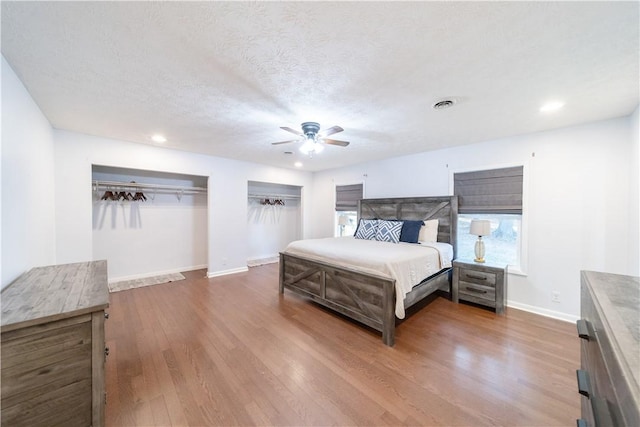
[375,220,403,243]
[354,219,378,240]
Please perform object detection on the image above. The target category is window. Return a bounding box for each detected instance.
[454,166,523,269]
[457,214,521,267]
[335,184,363,237]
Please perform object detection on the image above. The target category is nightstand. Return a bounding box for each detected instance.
[452,260,507,314]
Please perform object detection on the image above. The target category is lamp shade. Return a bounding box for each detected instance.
[469,219,491,236]
[338,215,350,226]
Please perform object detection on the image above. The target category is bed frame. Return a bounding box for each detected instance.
[279,196,458,346]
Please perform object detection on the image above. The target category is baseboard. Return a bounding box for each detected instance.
[207,266,249,278]
[247,255,279,267]
[109,264,207,284]
[507,300,579,323]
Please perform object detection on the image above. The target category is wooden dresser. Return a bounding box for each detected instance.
[578,271,639,426]
[1,261,109,427]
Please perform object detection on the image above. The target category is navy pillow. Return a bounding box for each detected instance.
[400,220,424,243]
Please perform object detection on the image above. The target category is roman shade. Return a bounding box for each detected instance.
[335,183,363,211]
[454,166,523,214]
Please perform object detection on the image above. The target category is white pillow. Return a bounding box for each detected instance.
[418,219,439,243]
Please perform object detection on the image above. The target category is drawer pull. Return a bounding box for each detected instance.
[465,287,488,294]
[466,274,487,280]
[576,419,588,427]
[576,369,591,398]
[576,319,592,340]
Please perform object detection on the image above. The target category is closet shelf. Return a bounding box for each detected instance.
[248,193,301,200]
[93,180,207,194]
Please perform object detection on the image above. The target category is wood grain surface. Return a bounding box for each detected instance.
[105,264,579,426]
[1,261,109,332]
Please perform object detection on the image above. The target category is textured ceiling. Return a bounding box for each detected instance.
[2,1,638,172]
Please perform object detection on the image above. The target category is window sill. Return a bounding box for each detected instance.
[507,267,527,277]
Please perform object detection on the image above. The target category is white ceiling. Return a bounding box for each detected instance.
[2,1,638,172]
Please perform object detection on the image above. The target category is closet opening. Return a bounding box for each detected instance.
[92,165,208,285]
[247,181,302,267]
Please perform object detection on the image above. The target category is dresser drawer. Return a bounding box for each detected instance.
[459,268,496,287]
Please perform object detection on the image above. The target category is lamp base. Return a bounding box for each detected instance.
[474,237,486,263]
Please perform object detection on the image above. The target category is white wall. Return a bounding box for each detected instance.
[92,168,208,281]
[310,115,636,321]
[1,56,57,288]
[53,130,313,278]
[629,106,639,275]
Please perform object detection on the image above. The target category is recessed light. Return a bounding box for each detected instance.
[294,162,303,168]
[540,101,565,113]
[151,134,167,143]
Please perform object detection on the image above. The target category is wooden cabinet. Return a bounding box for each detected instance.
[577,271,639,426]
[1,261,109,427]
[452,260,506,314]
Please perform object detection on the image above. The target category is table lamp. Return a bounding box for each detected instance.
[469,219,491,263]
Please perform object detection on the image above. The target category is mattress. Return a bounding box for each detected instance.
[283,236,453,318]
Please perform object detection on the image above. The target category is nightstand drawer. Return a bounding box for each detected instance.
[459,268,496,287]
[459,281,496,302]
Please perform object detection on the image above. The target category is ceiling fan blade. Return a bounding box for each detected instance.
[272,139,300,145]
[321,125,344,137]
[280,126,303,136]
[322,139,350,147]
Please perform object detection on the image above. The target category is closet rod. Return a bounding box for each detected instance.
[93,180,207,193]
[248,193,301,199]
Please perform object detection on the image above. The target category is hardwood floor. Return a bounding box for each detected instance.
[105,264,579,426]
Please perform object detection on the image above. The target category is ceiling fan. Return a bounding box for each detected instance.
[272,122,350,155]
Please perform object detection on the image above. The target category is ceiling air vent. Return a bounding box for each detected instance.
[432,99,456,110]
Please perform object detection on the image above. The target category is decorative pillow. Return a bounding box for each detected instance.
[375,220,403,243]
[400,220,424,243]
[354,219,378,240]
[418,219,439,243]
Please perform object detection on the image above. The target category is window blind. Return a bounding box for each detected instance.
[454,166,523,214]
[335,183,363,211]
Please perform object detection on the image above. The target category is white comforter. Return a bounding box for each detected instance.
[283,237,453,319]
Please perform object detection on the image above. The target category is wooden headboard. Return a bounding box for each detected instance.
[358,196,458,258]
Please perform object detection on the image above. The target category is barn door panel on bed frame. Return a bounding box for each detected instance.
[279,254,395,335]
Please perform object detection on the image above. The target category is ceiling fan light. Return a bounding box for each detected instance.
[300,139,316,154]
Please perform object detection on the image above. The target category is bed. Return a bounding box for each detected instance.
[279,196,458,346]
